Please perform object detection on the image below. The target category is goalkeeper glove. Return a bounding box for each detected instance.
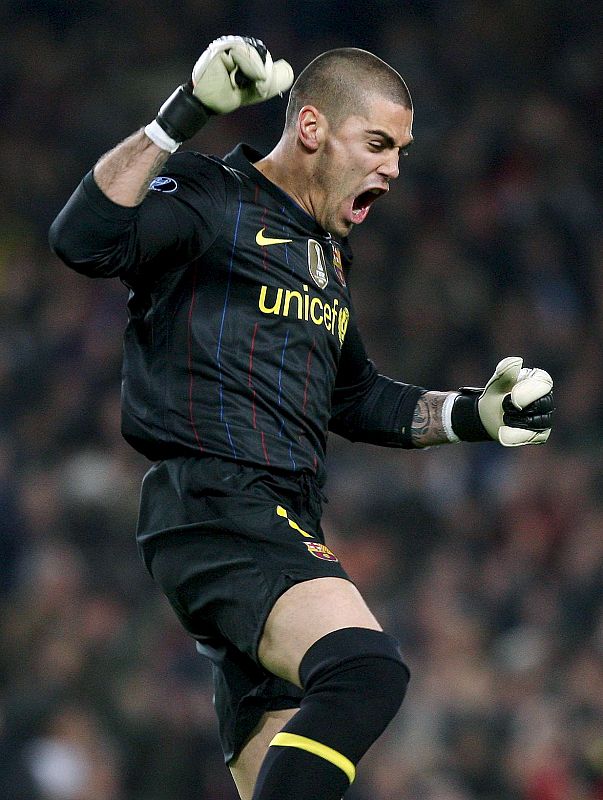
[145,35,294,153]
[449,356,554,446]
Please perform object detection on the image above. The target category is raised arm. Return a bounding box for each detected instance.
[94,36,293,207]
[49,36,294,276]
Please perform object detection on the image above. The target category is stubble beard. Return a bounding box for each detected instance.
[312,149,351,237]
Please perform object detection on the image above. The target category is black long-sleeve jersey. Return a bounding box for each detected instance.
[49,143,425,483]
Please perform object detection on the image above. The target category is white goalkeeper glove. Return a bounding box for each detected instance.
[145,36,294,152]
[448,356,554,446]
[192,35,294,113]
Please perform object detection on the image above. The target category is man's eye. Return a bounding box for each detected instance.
[369,142,384,150]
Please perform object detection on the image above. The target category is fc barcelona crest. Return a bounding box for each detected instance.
[303,541,339,562]
[332,244,346,286]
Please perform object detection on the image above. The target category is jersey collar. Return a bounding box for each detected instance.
[224,143,353,265]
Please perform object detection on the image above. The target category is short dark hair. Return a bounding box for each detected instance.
[285,48,412,130]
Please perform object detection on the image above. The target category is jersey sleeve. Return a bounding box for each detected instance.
[48,151,227,281]
[329,315,426,448]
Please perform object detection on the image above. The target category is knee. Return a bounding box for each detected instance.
[299,627,410,728]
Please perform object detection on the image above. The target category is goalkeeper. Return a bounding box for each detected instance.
[49,36,554,800]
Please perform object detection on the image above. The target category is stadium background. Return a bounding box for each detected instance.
[1,1,601,798]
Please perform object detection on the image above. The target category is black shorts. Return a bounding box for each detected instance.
[135,456,351,763]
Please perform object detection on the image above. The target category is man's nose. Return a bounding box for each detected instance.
[378,152,399,180]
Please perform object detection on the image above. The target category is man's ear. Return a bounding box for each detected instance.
[297,105,323,152]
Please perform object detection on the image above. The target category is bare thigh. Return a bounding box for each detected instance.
[258,576,382,687]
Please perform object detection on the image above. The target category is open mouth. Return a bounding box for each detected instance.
[351,188,387,224]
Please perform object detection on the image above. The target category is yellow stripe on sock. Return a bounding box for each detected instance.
[270,732,356,784]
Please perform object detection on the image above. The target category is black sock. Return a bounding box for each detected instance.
[253,745,349,800]
[251,628,409,799]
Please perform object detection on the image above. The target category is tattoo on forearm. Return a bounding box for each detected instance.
[411,391,449,447]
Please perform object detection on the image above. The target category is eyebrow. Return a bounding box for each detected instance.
[366,129,414,152]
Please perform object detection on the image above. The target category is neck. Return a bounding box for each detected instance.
[254,138,316,220]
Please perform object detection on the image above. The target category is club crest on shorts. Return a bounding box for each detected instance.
[307,239,329,289]
[332,244,346,286]
[303,541,339,562]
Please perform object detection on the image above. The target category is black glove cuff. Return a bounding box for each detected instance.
[156,82,212,143]
[451,388,491,442]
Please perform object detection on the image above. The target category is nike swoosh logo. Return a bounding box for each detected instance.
[256,228,293,246]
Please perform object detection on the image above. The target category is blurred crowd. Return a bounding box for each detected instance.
[1,1,601,798]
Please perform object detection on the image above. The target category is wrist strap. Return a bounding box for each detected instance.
[145,82,212,152]
[157,82,212,141]
[451,388,491,442]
